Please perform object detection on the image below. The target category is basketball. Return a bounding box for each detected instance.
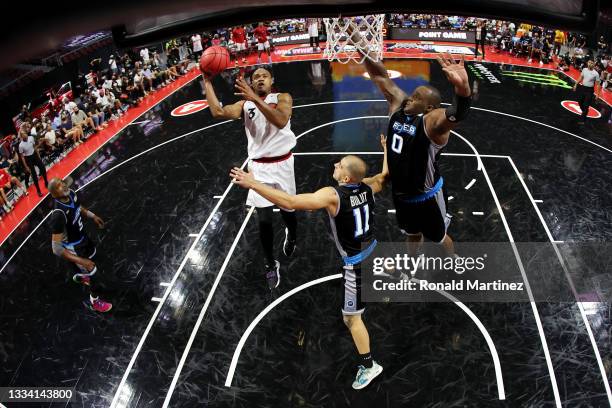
[199,46,231,77]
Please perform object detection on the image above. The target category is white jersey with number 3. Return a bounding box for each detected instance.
[243,93,296,159]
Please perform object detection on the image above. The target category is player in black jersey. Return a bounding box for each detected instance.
[48,178,112,313]
[362,51,472,258]
[230,135,388,390]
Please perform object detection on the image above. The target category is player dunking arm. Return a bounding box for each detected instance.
[361,42,472,260]
[204,67,297,289]
[230,135,389,390]
[48,178,112,312]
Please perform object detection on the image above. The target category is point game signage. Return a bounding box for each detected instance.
[561,100,601,118]
[389,28,476,44]
[171,100,209,117]
[271,31,311,46]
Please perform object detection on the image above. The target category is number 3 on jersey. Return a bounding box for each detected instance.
[391,133,403,154]
[353,204,370,237]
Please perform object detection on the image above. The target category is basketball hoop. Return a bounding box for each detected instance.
[323,15,384,64]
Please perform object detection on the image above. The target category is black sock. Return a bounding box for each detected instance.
[258,207,275,266]
[280,210,297,241]
[359,352,373,368]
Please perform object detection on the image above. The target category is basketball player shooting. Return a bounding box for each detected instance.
[362,41,472,262]
[203,68,298,290]
[230,134,389,389]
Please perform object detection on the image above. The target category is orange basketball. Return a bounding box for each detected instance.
[199,46,231,77]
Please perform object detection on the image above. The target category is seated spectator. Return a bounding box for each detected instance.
[71,106,97,138]
[529,33,544,65]
[557,54,571,71]
[42,124,65,155]
[0,166,27,215]
[134,69,148,96]
[59,113,84,144]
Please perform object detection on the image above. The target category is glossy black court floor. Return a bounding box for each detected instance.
[1,59,611,407]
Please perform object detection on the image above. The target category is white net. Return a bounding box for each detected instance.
[322,15,384,64]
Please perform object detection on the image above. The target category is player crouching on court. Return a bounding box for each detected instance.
[230,135,389,389]
[48,178,112,312]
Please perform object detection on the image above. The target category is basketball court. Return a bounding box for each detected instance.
[0,2,611,408]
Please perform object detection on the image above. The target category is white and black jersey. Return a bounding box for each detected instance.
[386,108,445,198]
[49,190,86,246]
[329,183,375,259]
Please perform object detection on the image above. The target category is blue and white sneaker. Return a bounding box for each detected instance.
[352,361,383,390]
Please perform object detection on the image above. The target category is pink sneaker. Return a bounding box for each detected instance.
[90,297,112,313]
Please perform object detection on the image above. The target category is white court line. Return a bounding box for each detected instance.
[505,156,612,404]
[299,99,612,155]
[0,72,201,250]
[160,282,170,287]
[213,195,223,199]
[465,179,477,190]
[463,134,562,407]
[109,159,249,408]
[161,207,255,408]
[151,297,163,302]
[534,200,543,203]
[293,127,557,406]
[388,209,396,213]
[223,274,506,400]
[0,119,234,276]
[472,211,484,216]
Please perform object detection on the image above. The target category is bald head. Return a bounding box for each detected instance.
[417,85,442,108]
[48,177,68,199]
[343,155,367,182]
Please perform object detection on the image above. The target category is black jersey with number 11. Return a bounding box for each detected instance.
[328,183,375,258]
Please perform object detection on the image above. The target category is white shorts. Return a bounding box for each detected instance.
[246,155,295,209]
[257,41,270,51]
[235,43,246,51]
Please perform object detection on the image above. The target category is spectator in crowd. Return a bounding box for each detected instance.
[573,59,602,125]
[475,19,486,60]
[109,54,118,74]
[529,33,545,65]
[254,22,272,64]
[553,29,566,55]
[71,106,96,138]
[191,33,203,60]
[308,18,320,50]
[0,165,27,215]
[61,113,85,143]
[140,48,151,65]
[211,34,222,47]
[18,129,48,197]
[597,36,608,57]
[232,25,248,65]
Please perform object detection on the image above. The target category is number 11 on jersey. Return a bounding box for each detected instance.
[353,204,370,237]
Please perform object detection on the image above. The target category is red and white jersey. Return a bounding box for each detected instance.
[243,93,296,159]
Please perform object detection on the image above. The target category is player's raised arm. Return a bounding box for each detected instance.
[203,75,244,120]
[230,167,338,214]
[362,134,389,194]
[424,53,472,146]
[350,23,406,114]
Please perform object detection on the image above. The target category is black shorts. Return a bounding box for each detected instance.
[64,235,96,273]
[341,263,364,315]
[393,190,450,243]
